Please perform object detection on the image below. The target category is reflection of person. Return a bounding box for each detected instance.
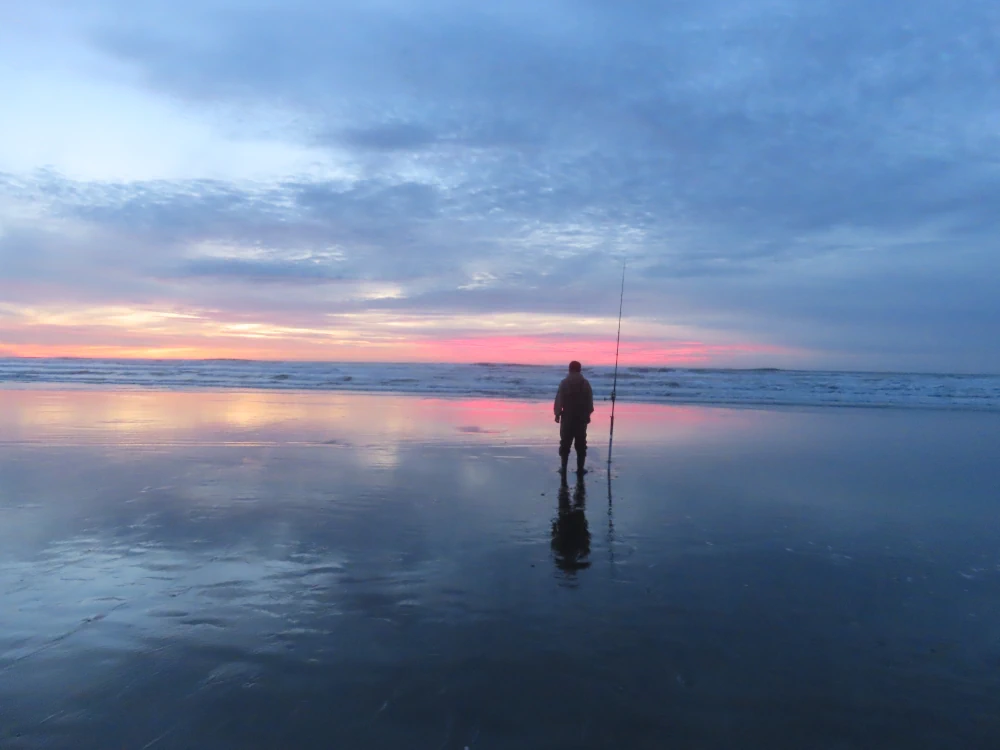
[551,474,591,574]
[553,360,594,475]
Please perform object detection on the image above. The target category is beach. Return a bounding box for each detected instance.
[2,388,999,748]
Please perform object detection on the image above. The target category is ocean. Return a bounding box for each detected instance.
[2,357,999,411]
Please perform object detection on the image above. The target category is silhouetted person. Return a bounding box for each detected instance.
[551,474,591,575]
[554,360,594,474]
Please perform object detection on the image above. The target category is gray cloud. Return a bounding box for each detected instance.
[175,257,348,283]
[337,122,440,152]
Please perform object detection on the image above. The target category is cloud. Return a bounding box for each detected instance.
[175,257,346,283]
[0,0,998,370]
[335,123,439,152]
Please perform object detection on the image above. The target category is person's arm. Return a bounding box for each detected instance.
[554,381,564,422]
[586,381,594,422]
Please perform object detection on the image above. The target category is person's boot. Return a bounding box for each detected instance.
[576,453,587,475]
[560,455,568,474]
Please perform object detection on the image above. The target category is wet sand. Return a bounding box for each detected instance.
[1,389,999,749]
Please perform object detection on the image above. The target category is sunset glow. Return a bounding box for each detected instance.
[0,303,799,366]
[0,336,791,367]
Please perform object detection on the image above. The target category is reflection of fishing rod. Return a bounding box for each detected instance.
[607,260,626,464]
[607,469,615,572]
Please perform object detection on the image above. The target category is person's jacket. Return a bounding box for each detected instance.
[553,372,594,423]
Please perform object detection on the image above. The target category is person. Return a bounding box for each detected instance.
[553,360,594,474]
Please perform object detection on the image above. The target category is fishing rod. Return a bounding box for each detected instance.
[607,259,626,464]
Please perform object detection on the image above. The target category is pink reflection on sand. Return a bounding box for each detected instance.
[0,389,759,448]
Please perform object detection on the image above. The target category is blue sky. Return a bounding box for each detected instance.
[1,0,998,370]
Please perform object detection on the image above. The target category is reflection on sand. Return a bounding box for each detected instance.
[552,476,591,579]
[2,389,1000,748]
[0,388,758,448]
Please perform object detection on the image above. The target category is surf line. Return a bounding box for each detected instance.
[607,259,626,465]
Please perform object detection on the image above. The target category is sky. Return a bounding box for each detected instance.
[1,0,998,371]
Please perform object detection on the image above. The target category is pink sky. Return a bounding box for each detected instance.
[0,332,794,366]
[0,300,803,366]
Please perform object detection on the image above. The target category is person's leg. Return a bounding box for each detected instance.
[575,422,588,473]
[559,420,572,472]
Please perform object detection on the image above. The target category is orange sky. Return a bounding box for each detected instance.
[0,304,801,366]
[0,334,793,366]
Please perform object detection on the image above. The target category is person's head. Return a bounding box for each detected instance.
[568,361,582,373]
